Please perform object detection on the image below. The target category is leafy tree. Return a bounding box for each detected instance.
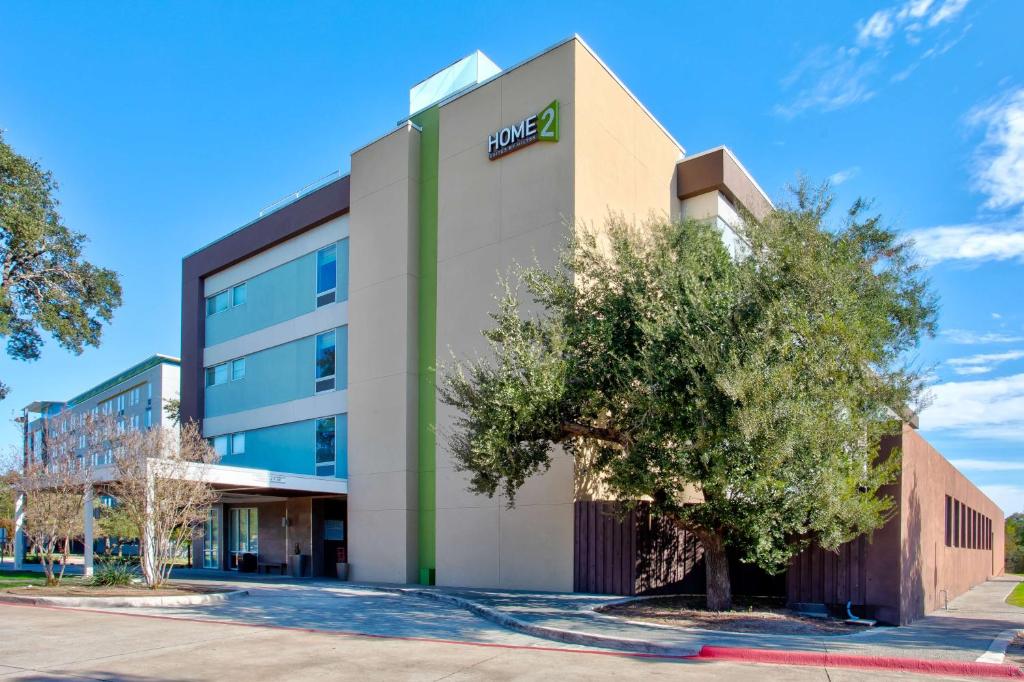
[163,397,181,426]
[0,132,122,399]
[440,185,936,610]
[97,503,139,556]
[1007,513,1024,573]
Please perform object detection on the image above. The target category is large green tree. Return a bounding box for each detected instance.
[440,185,936,610]
[0,132,122,398]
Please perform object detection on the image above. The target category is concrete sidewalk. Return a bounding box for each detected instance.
[392,575,1024,663]
[5,561,1021,666]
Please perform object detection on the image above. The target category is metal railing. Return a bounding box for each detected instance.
[258,170,343,218]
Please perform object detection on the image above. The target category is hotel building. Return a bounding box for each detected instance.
[177,36,1003,623]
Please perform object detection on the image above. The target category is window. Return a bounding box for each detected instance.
[212,435,230,457]
[315,330,336,392]
[146,383,152,401]
[116,394,126,413]
[316,245,337,307]
[953,501,960,547]
[944,495,952,547]
[129,387,140,406]
[206,283,247,316]
[206,363,228,387]
[231,358,246,381]
[130,415,140,430]
[206,290,230,316]
[315,417,336,476]
[144,408,152,429]
[211,432,244,457]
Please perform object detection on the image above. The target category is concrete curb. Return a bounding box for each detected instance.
[374,587,700,657]
[0,589,249,608]
[699,645,1024,680]
[381,587,1024,678]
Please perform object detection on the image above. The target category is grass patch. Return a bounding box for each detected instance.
[0,570,84,589]
[1007,582,1024,608]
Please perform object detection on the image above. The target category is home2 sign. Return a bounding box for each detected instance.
[487,100,559,160]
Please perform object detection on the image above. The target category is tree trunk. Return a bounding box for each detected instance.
[699,530,732,611]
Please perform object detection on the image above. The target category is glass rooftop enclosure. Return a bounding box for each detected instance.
[408,50,501,115]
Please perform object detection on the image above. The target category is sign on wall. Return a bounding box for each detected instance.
[487,100,559,160]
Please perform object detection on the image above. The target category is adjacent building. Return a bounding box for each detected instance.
[176,35,1003,622]
[22,354,181,469]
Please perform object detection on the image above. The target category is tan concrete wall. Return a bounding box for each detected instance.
[347,123,421,584]
[571,40,681,233]
[433,40,577,591]
[899,424,1005,623]
[433,39,686,591]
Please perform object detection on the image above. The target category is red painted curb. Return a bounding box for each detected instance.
[698,645,1024,680]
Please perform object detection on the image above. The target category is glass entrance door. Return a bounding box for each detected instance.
[228,507,258,570]
[203,509,219,569]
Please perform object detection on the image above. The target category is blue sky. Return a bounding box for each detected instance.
[1,1,1023,513]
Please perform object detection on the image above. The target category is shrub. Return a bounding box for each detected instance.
[90,557,138,586]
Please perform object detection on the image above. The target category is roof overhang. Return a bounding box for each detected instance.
[677,147,773,220]
[93,461,347,496]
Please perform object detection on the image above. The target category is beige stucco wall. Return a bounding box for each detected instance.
[433,40,577,592]
[347,123,421,584]
[432,38,688,591]
[571,40,681,233]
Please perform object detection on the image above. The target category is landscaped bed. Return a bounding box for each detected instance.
[598,595,864,635]
[1,583,220,598]
[0,570,225,599]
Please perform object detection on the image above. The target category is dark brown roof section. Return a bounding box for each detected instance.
[676,148,772,220]
[179,176,351,425]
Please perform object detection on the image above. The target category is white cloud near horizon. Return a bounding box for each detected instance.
[947,350,1024,375]
[950,458,1024,471]
[907,222,1024,264]
[779,0,972,117]
[941,329,1024,344]
[967,87,1024,211]
[978,484,1024,515]
[920,371,1024,440]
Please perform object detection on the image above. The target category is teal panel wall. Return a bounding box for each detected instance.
[205,239,349,346]
[205,327,347,418]
[218,414,348,478]
[206,336,314,417]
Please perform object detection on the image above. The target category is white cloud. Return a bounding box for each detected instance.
[941,329,1024,344]
[896,0,935,22]
[947,350,1024,375]
[907,223,1024,264]
[950,458,1024,471]
[978,484,1024,515]
[993,313,1003,319]
[928,0,971,27]
[921,371,1024,440]
[779,0,971,116]
[775,48,877,118]
[857,10,896,46]
[967,87,1024,211]
[829,166,861,186]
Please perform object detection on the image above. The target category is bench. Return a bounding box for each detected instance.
[257,561,287,575]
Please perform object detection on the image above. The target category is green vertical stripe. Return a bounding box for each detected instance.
[412,106,439,585]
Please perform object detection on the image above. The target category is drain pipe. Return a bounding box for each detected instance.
[940,589,948,610]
